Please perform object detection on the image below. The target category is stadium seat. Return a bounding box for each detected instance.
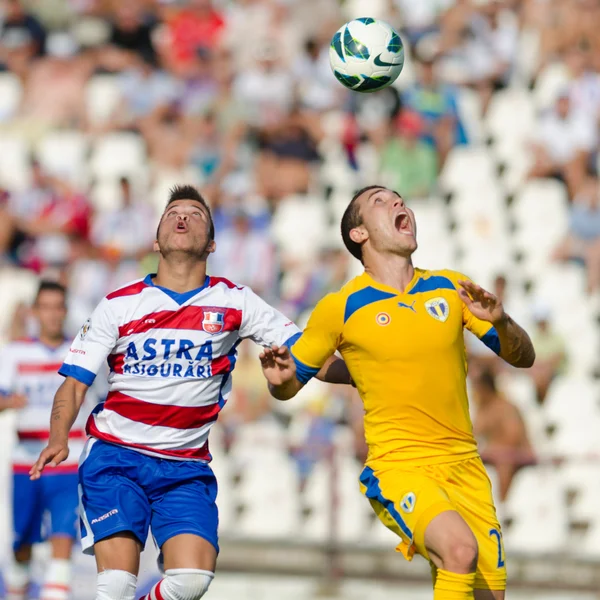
[543,376,597,426]
[439,147,497,194]
[533,62,570,112]
[36,131,89,186]
[0,72,22,122]
[485,89,535,153]
[270,194,330,263]
[457,87,484,146]
[557,463,600,522]
[85,74,122,126]
[89,132,147,181]
[0,268,39,337]
[503,466,568,553]
[0,134,30,191]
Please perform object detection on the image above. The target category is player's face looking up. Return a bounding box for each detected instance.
[155,199,216,259]
[350,187,417,260]
[33,289,67,340]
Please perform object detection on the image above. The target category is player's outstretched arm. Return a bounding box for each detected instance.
[458,279,535,368]
[29,377,88,480]
[260,345,303,400]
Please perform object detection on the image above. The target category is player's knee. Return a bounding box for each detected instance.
[96,569,137,600]
[442,537,479,573]
[162,569,214,600]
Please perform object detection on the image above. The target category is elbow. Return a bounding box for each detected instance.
[268,383,298,402]
[512,349,536,369]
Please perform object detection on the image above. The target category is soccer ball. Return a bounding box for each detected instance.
[329,18,404,93]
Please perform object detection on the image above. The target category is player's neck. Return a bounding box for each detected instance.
[154,256,208,293]
[38,333,64,348]
[364,254,415,293]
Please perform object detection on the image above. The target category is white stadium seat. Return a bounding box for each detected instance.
[36,130,88,185]
[85,74,122,125]
[0,133,30,190]
[439,147,497,194]
[533,62,570,112]
[485,89,535,153]
[0,72,22,122]
[89,132,147,181]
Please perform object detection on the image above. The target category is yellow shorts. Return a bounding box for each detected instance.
[359,456,506,591]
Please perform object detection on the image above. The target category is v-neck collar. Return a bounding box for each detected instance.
[362,268,422,296]
[144,274,210,306]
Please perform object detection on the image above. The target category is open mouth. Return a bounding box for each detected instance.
[175,221,188,233]
[395,213,413,235]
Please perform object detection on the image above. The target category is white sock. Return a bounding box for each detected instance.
[96,570,137,600]
[4,559,30,600]
[40,559,72,600]
[140,569,214,600]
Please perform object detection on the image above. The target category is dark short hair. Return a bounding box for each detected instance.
[340,185,385,263]
[159,185,215,241]
[35,280,67,304]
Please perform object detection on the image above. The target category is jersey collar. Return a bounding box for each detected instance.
[143,273,210,306]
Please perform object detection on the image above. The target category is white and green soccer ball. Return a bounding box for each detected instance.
[329,18,405,93]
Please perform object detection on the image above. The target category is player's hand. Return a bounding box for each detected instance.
[457,280,506,325]
[29,442,69,480]
[5,394,27,410]
[259,344,296,386]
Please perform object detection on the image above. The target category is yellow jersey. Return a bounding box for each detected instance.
[291,268,501,467]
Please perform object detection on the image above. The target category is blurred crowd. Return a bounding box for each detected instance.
[0,0,597,502]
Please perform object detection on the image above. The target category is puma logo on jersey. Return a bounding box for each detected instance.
[398,300,416,313]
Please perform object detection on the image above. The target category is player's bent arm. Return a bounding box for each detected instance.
[494,314,536,368]
[315,355,352,385]
[29,377,88,480]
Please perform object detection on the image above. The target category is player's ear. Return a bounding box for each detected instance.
[349,226,368,245]
[207,240,216,254]
[153,239,160,252]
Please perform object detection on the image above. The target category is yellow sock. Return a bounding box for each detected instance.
[433,569,476,599]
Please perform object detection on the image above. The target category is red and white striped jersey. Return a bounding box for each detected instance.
[60,274,301,462]
[0,338,87,470]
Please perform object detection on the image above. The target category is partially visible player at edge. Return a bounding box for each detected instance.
[0,282,79,600]
[259,186,535,600]
[30,185,351,600]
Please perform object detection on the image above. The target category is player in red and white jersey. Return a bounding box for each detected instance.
[30,185,351,600]
[0,282,82,600]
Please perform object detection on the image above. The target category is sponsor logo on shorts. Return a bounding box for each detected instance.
[400,492,416,513]
[91,509,119,524]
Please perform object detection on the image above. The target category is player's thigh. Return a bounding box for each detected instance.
[12,470,44,551]
[94,532,143,575]
[149,463,219,571]
[424,509,478,572]
[79,440,152,559]
[444,458,507,592]
[41,472,79,543]
[162,534,217,572]
[475,590,505,600]
[359,465,454,562]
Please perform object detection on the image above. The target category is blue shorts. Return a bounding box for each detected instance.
[13,470,79,551]
[78,439,219,555]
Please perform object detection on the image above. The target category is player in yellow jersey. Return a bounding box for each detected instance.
[260,186,535,600]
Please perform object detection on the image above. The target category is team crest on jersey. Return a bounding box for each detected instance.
[400,492,416,513]
[79,318,91,340]
[376,312,391,326]
[202,310,225,334]
[424,298,449,322]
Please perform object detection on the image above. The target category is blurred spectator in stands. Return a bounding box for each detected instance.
[376,110,438,199]
[473,367,535,501]
[553,173,600,292]
[565,45,600,124]
[255,108,321,202]
[403,47,468,166]
[394,0,451,46]
[91,176,155,263]
[11,32,91,140]
[234,40,294,131]
[209,205,277,299]
[112,53,178,133]
[0,0,47,76]
[176,47,218,118]
[157,0,225,77]
[106,1,158,67]
[528,305,567,404]
[293,37,339,112]
[528,91,597,195]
